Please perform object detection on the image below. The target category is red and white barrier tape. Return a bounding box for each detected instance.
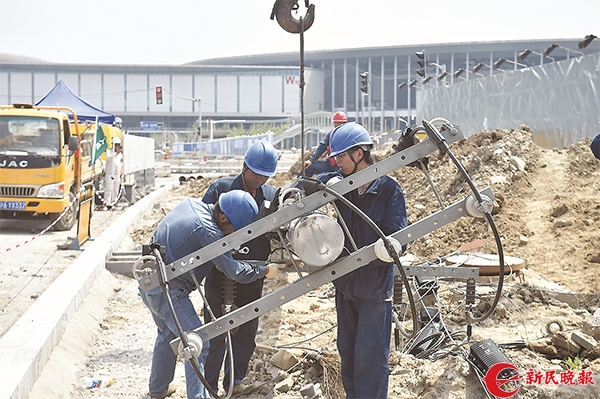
[94,178,124,208]
[0,190,81,253]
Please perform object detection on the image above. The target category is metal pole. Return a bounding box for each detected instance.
[361,93,365,126]
[300,18,306,176]
[197,97,202,143]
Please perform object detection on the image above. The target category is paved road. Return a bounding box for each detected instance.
[0,207,126,339]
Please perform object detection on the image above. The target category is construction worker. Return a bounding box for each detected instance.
[202,140,279,395]
[591,129,600,160]
[139,190,282,399]
[302,111,348,177]
[104,136,123,209]
[318,122,407,398]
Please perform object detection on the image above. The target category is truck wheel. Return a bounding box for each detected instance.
[52,191,79,231]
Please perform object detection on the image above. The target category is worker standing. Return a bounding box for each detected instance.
[302,111,348,178]
[590,126,600,160]
[317,122,407,398]
[139,190,282,399]
[103,136,123,209]
[202,140,279,395]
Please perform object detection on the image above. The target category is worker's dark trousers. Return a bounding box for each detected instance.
[203,268,264,391]
[336,290,392,399]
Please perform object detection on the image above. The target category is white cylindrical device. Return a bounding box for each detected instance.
[287,212,344,267]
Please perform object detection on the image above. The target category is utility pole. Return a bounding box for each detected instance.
[195,97,202,143]
[162,90,202,142]
[360,72,369,127]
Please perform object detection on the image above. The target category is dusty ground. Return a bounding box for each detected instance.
[0,205,127,339]
[29,126,600,398]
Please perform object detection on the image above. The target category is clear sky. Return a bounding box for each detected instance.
[1,0,598,65]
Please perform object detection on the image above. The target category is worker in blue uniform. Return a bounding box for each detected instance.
[139,190,281,399]
[202,140,279,395]
[591,130,600,160]
[317,122,407,399]
[302,111,348,177]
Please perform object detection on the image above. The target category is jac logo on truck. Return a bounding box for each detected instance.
[0,159,29,168]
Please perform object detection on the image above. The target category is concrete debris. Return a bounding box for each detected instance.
[571,331,598,350]
[270,349,299,371]
[551,331,581,353]
[274,376,295,392]
[582,316,600,340]
[510,155,527,172]
[525,269,580,308]
[528,341,559,357]
[300,382,322,399]
[554,219,573,228]
[551,203,569,218]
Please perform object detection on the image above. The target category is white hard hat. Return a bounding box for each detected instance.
[113,137,122,145]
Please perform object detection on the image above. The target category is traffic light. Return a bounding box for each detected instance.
[360,72,369,95]
[415,50,427,77]
[155,86,163,105]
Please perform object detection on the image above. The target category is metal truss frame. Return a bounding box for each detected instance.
[137,122,467,293]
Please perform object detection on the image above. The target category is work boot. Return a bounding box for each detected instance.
[150,383,177,399]
[232,379,258,395]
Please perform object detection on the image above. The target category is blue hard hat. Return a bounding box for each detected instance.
[218,190,258,230]
[329,122,373,157]
[244,140,278,177]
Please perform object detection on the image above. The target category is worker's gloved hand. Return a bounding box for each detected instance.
[393,127,428,170]
[265,263,286,278]
[268,187,281,214]
[257,188,282,219]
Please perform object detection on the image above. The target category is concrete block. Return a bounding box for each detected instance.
[551,331,581,353]
[270,349,299,371]
[526,274,579,308]
[571,331,598,350]
[583,317,600,341]
[275,376,294,392]
[266,364,284,379]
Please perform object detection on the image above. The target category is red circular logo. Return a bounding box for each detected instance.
[482,362,521,398]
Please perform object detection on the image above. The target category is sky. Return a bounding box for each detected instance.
[1,0,599,65]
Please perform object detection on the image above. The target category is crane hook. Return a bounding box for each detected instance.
[270,0,315,34]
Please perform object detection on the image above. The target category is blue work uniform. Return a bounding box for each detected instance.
[303,131,339,177]
[202,175,276,392]
[591,133,600,160]
[320,172,407,399]
[139,198,267,399]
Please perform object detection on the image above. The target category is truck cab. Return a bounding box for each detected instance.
[0,104,116,230]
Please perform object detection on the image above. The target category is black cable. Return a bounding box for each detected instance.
[153,247,222,399]
[299,177,419,339]
[276,324,337,348]
[190,272,234,399]
[421,120,505,324]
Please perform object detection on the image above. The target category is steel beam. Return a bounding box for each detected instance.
[169,187,491,351]
[138,124,464,292]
